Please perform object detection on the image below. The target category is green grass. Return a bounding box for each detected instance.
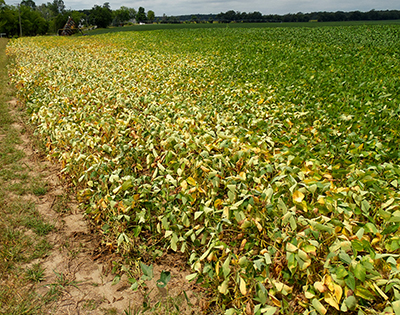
[0,38,57,315]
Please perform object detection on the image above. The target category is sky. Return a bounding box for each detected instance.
[7,0,400,16]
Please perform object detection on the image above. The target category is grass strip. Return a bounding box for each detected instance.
[0,38,56,315]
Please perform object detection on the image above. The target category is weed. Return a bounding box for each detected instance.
[26,263,45,282]
[52,270,79,288]
[32,185,48,196]
[32,239,53,259]
[23,216,54,236]
[82,299,98,310]
[103,308,118,315]
[53,193,71,213]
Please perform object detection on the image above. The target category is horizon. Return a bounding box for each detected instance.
[5,0,400,17]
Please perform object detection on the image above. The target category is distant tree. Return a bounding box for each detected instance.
[90,3,112,28]
[20,5,48,35]
[37,3,52,20]
[21,0,36,10]
[348,10,362,20]
[247,11,263,22]
[136,6,146,22]
[127,8,136,20]
[190,15,199,23]
[113,6,131,25]
[147,10,154,22]
[0,3,48,36]
[0,5,19,36]
[167,15,179,23]
[103,2,110,10]
[48,0,65,15]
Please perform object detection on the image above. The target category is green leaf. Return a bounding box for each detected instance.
[228,191,235,202]
[156,270,171,288]
[140,262,153,281]
[186,273,197,281]
[355,286,375,301]
[392,300,400,315]
[262,306,278,315]
[171,232,178,251]
[222,255,231,278]
[312,298,327,315]
[344,295,357,310]
[356,227,364,240]
[218,278,229,295]
[336,265,348,279]
[121,179,132,191]
[354,263,366,282]
[112,275,121,285]
[364,222,377,234]
[345,273,356,291]
[361,200,370,213]
[382,223,400,235]
[224,308,235,315]
[339,251,352,265]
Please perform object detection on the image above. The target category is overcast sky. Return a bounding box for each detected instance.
[7,0,400,16]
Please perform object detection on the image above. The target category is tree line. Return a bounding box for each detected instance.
[1,1,400,37]
[161,9,400,24]
[0,0,154,37]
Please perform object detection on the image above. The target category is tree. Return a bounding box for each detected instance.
[20,5,48,35]
[0,3,48,36]
[147,10,154,22]
[136,6,145,22]
[0,5,19,36]
[127,7,136,20]
[48,0,65,15]
[37,3,52,21]
[112,6,135,25]
[21,0,36,10]
[90,3,112,28]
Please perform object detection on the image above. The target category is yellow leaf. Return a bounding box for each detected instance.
[218,279,229,295]
[257,98,264,105]
[324,292,339,310]
[269,294,281,307]
[187,177,197,186]
[333,283,343,304]
[180,180,188,190]
[253,219,263,232]
[239,277,247,295]
[200,166,210,172]
[293,190,305,203]
[223,207,229,218]
[324,275,334,292]
[214,199,223,208]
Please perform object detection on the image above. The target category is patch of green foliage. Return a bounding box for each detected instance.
[7,25,400,314]
[84,19,400,35]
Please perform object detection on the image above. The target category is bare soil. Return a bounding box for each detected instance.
[8,98,203,315]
